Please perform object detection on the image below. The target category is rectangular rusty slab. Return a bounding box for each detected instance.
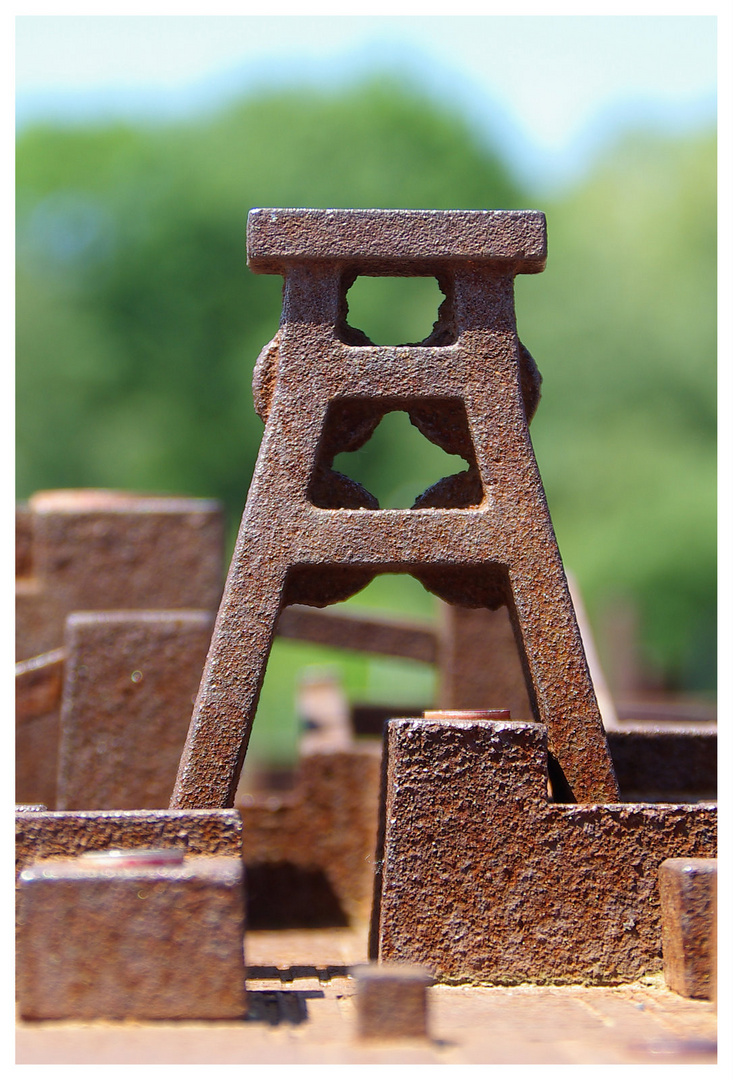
[18,855,246,1020]
[56,610,214,811]
[15,808,243,875]
[372,718,716,985]
[659,857,717,999]
[16,490,223,661]
[247,208,547,273]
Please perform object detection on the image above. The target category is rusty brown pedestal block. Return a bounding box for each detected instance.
[15,807,243,875]
[56,611,215,811]
[16,489,223,661]
[238,745,382,929]
[173,207,618,809]
[372,718,716,984]
[17,854,246,1020]
[352,963,432,1041]
[659,858,717,1000]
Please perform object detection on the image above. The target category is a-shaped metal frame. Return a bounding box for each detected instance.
[171,208,619,808]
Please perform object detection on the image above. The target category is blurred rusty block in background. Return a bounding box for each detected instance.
[371,717,716,984]
[352,963,432,1041]
[15,807,243,875]
[173,208,618,809]
[56,610,215,811]
[607,725,717,803]
[15,648,65,809]
[239,744,382,929]
[16,489,223,661]
[659,857,717,1000]
[277,604,437,665]
[17,851,246,1021]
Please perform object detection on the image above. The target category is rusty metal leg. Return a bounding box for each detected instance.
[170,557,289,809]
[507,557,619,801]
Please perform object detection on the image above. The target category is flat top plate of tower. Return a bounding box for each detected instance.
[247,208,547,273]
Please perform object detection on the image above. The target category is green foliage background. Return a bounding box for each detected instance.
[16,79,716,761]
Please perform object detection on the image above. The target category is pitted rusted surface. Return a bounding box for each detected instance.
[239,745,382,929]
[56,611,214,811]
[15,808,243,875]
[372,719,716,984]
[15,490,223,661]
[246,208,548,273]
[659,858,717,999]
[172,208,618,809]
[17,854,246,1020]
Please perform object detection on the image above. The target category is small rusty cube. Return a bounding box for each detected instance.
[17,850,246,1020]
[352,963,432,1040]
[659,857,717,1000]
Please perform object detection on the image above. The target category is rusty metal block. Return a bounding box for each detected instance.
[15,648,65,808]
[17,851,246,1020]
[15,807,243,875]
[239,745,381,928]
[56,611,214,811]
[352,963,432,1040]
[607,726,717,803]
[16,489,223,661]
[659,857,717,1000]
[371,718,716,984]
[172,208,618,809]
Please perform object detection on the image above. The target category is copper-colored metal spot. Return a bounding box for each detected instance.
[423,709,511,720]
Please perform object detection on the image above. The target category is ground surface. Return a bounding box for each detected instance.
[16,928,717,1065]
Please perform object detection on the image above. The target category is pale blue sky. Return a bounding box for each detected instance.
[15,15,717,189]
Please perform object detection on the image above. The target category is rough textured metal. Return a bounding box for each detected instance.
[352,963,432,1040]
[15,807,243,875]
[56,610,214,810]
[172,207,618,809]
[238,745,382,929]
[372,718,716,984]
[17,854,246,1020]
[16,489,223,661]
[15,648,65,808]
[659,857,717,1000]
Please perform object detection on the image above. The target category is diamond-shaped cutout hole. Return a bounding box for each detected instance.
[330,409,474,509]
